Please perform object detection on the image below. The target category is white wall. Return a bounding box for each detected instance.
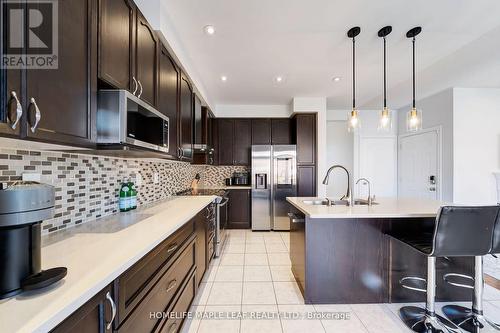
[398,89,454,201]
[215,105,291,118]
[326,120,353,197]
[292,98,327,197]
[453,88,500,204]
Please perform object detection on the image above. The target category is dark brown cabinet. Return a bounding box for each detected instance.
[217,118,234,165]
[98,0,135,91]
[158,45,179,157]
[297,165,316,197]
[271,118,292,144]
[179,74,193,161]
[227,189,251,229]
[193,107,215,165]
[51,285,114,333]
[251,119,271,145]
[294,114,316,165]
[233,119,251,165]
[135,10,158,107]
[195,211,207,286]
[0,70,22,138]
[25,0,96,146]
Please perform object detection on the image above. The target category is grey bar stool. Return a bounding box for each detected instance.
[390,206,500,333]
[442,206,500,332]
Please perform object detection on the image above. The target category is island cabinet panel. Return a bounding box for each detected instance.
[51,284,113,333]
[271,118,292,145]
[227,189,251,229]
[289,211,306,293]
[251,118,272,145]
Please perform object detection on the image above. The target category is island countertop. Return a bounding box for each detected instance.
[0,195,216,333]
[286,197,444,219]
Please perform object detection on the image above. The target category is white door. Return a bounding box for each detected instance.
[398,130,439,200]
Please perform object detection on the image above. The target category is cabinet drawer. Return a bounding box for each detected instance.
[117,238,196,333]
[159,271,197,333]
[116,220,195,324]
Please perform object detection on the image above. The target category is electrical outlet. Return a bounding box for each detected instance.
[22,173,41,182]
[136,173,142,186]
[153,172,159,184]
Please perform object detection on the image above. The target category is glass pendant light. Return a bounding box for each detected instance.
[406,27,422,132]
[378,26,392,131]
[347,27,361,132]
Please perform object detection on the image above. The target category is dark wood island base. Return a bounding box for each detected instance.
[290,214,474,304]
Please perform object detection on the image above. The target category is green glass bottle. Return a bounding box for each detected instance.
[119,182,130,212]
[129,180,137,210]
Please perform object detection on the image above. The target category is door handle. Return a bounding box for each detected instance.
[137,80,143,98]
[7,91,22,130]
[132,76,138,95]
[166,279,177,292]
[105,291,116,331]
[28,98,41,133]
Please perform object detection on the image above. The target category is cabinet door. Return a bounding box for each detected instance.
[179,75,193,160]
[271,118,292,145]
[251,118,271,145]
[217,118,233,165]
[158,45,179,157]
[294,114,316,165]
[195,211,207,286]
[98,0,135,91]
[51,285,113,333]
[233,119,251,165]
[227,190,251,229]
[297,165,316,197]
[135,10,158,107]
[193,95,202,147]
[25,0,96,146]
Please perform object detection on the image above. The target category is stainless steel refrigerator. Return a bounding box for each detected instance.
[251,145,297,231]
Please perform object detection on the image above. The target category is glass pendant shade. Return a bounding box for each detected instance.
[406,107,422,132]
[348,109,360,132]
[378,107,392,131]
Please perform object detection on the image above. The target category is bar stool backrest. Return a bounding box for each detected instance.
[431,206,499,257]
[492,207,500,254]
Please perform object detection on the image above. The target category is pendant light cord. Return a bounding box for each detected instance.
[412,37,416,109]
[383,37,387,108]
[352,36,356,109]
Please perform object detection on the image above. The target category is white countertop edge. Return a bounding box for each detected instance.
[2,196,216,333]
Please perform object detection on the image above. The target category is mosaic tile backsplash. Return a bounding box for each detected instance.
[0,147,247,234]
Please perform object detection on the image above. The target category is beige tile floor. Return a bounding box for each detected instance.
[182,230,500,333]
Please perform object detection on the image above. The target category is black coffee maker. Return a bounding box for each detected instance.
[0,181,67,299]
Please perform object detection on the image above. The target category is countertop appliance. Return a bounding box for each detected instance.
[176,188,229,257]
[0,182,67,299]
[97,90,169,155]
[232,171,249,186]
[252,145,297,231]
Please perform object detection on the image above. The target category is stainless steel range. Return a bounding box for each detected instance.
[176,188,229,257]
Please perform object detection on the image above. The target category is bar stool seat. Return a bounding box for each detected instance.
[388,205,500,333]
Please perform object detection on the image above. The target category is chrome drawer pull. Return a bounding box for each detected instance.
[166,279,177,292]
[8,91,22,130]
[28,97,41,133]
[167,244,178,253]
[168,322,177,333]
[132,76,138,95]
[137,80,143,98]
[105,291,116,330]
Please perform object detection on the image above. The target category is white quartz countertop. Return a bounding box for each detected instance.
[286,197,444,219]
[0,195,216,333]
[198,185,251,190]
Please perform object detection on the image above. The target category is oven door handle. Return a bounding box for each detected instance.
[219,197,229,207]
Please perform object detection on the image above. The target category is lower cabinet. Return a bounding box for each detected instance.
[51,285,114,333]
[297,165,316,197]
[227,189,251,229]
[52,204,213,333]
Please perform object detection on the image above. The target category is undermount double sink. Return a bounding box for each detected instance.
[302,199,379,206]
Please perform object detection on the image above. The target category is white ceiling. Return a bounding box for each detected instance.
[162,0,500,110]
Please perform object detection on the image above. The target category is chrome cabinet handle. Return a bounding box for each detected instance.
[168,322,177,333]
[105,291,116,331]
[179,148,184,158]
[167,244,178,253]
[137,80,143,98]
[7,91,22,130]
[132,76,138,95]
[166,279,177,292]
[28,98,41,133]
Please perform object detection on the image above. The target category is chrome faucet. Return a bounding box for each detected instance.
[322,165,353,206]
[356,178,373,206]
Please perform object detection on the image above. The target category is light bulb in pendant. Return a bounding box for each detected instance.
[406,107,422,132]
[348,109,360,132]
[378,107,392,131]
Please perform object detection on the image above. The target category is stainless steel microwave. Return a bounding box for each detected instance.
[97,90,169,154]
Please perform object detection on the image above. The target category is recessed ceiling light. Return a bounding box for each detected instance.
[333,77,342,82]
[220,76,227,82]
[204,25,216,35]
[275,76,283,83]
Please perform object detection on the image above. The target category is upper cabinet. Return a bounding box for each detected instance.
[217,119,234,165]
[293,114,316,165]
[179,74,193,161]
[98,1,158,107]
[251,119,271,145]
[271,118,292,145]
[233,119,251,165]
[98,0,135,91]
[158,45,179,158]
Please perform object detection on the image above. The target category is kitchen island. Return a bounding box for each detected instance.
[286,197,474,304]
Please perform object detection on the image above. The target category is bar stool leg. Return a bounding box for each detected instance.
[400,257,460,332]
[443,256,500,332]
